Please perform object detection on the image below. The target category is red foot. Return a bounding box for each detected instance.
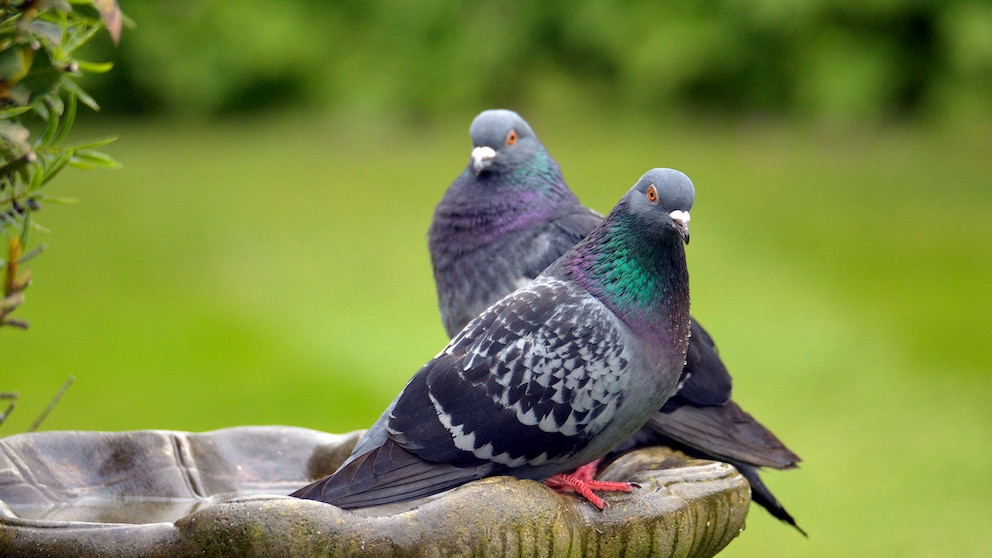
[569,458,604,482]
[544,460,638,510]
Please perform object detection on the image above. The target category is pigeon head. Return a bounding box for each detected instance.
[563,168,694,333]
[468,109,545,176]
[625,168,694,245]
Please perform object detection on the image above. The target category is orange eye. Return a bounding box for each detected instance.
[506,130,518,145]
[646,185,659,203]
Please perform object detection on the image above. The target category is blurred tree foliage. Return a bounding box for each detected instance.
[1,0,122,329]
[82,0,992,123]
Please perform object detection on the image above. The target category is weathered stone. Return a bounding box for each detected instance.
[0,426,749,557]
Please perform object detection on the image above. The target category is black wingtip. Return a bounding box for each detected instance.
[627,403,804,534]
[644,402,801,469]
[290,439,495,510]
[738,464,807,537]
[289,477,328,501]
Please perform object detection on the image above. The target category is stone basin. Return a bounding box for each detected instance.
[0,426,749,557]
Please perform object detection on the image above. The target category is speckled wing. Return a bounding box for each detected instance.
[294,277,637,509]
[392,276,630,469]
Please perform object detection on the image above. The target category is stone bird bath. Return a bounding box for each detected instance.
[0,426,749,557]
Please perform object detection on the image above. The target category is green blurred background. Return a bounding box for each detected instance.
[4,2,992,556]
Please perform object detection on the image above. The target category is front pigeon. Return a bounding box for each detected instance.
[293,169,693,510]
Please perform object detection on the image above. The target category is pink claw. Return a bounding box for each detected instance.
[544,458,638,510]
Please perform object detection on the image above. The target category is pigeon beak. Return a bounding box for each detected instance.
[669,210,690,244]
[471,146,496,175]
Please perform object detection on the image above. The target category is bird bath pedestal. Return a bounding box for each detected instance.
[0,426,749,557]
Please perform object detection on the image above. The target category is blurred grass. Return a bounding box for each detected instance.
[2,112,990,557]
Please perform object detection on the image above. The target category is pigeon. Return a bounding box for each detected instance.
[292,168,694,510]
[428,109,803,534]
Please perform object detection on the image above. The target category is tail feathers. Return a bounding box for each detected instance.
[736,463,807,536]
[291,438,495,510]
[643,400,800,469]
[625,400,803,531]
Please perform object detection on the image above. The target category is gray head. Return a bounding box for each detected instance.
[467,109,545,175]
[625,168,695,244]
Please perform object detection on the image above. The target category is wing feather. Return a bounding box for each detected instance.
[297,276,637,508]
[393,277,630,468]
